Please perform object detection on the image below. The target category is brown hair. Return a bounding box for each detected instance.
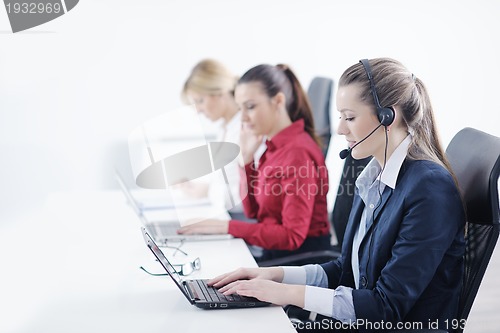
[238,64,320,145]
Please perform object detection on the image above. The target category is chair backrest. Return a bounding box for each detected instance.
[307,77,334,157]
[331,154,371,247]
[445,127,500,333]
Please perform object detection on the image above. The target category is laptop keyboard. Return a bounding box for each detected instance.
[149,224,178,239]
[187,279,244,302]
[156,224,178,235]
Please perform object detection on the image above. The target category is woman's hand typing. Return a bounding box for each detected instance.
[208,267,305,307]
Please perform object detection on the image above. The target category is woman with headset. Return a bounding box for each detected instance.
[206,58,466,331]
[179,64,332,262]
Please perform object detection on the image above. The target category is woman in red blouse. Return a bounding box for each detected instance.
[179,64,331,261]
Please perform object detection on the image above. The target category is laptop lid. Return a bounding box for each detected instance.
[115,168,211,210]
[141,227,195,304]
[115,168,180,230]
[141,227,270,309]
[118,169,234,243]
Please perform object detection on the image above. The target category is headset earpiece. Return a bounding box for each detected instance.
[359,59,395,127]
[377,106,395,127]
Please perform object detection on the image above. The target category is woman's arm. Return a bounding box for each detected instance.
[229,151,323,250]
[219,279,306,307]
[209,266,284,285]
[210,264,355,320]
[209,266,305,307]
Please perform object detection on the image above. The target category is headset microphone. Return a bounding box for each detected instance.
[338,147,351,160]
[339,122,384,159]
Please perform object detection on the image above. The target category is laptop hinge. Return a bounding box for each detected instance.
[183,281,197,304]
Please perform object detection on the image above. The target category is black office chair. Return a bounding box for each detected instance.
[388,129,499,333]
[331,154,372,249]
[307,76,371,255]
[307,76,334,157]
[445,127,500,333]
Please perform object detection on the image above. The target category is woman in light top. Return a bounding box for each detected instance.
[179,64,331,262]
[204,58,465,331]
[181,59,249,214]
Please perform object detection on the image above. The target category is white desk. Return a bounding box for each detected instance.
[1,191,296,333]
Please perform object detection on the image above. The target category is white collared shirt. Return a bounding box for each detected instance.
[207,112,266,212]
[351,134,411,288]
[207,112,243,211]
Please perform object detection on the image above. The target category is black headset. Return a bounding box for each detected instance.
[357,59,394,287]
[359,59,395,127]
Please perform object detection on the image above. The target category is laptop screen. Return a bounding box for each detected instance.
[142,228,181,281]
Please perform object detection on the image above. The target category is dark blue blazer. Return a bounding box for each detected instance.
[321,159,465,332]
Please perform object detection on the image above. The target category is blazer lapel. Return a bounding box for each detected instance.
[374,187,393,222]
[342,194,365,262]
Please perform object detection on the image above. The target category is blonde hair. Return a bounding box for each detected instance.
[339,58,456,181]
[181,59,238,104]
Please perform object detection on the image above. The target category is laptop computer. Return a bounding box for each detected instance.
[115,170,233,243]
[141,227,269,309]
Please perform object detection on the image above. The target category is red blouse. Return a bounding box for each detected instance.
[228,119,330,250]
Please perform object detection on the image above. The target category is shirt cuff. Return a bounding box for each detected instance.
[304,264,329,287]
[304,285,356,323]
[304,286,335,318]
[281,266,306,284]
